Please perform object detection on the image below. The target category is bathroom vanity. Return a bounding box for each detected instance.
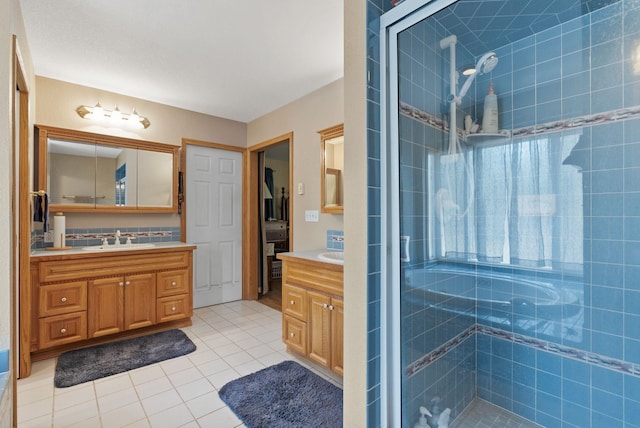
[21,243,195,376]
[277,251,343,376]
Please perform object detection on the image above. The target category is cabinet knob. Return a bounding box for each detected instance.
[323,303,328,308]
[290,332,295,337]
[329,305,334,311]
[60,328,67,334]
[60,297,67,303]
[125,281,131,286]
[171,281,177,287]
[290,300,295,305]
[171,307,176,312]
[119,281,124,287]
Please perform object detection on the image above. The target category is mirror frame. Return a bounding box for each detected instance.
[318,123,344,214]
[35,125,180,213]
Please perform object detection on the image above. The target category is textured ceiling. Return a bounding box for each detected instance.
[19,0,344,123]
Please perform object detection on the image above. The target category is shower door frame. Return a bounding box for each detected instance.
[379,0,458,426]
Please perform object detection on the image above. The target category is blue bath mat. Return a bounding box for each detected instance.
[218,360,343,428]
[54,329,196,388]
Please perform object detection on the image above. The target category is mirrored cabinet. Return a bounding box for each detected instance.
[318,124,344,214]
[35,125,179,213]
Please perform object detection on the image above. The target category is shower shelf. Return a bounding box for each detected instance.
[464,129,511,144]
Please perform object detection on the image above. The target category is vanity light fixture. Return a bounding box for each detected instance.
[76,103,151,129]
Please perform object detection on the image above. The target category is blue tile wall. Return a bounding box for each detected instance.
[370,0,640,427]
[366,0,388,426]
[326,230,344,250]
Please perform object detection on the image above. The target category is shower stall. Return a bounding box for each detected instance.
[375,0,640,426]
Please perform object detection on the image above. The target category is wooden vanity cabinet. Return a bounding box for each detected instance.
[27,246,194,370]
[278,254,343,376]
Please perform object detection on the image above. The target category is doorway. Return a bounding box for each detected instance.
[244,133,292,307]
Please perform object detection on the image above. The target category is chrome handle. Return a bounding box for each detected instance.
[61,297,67,303]
[60,328,67,334]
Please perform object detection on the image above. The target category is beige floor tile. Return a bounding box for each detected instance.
[17,300,342,428]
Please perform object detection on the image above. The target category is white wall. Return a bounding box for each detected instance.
[343,0,368,425]
[247,78,344,251]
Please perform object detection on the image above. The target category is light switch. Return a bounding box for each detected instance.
[305,210,319,222]
[297,182,305,195]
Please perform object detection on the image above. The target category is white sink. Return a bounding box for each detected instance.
[318,251,344,264]
[82,243,156,252]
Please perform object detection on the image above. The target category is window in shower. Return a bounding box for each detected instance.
[434,132,584,274]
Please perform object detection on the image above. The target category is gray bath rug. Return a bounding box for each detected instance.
[218,360,343,428]
[54,329,196,388]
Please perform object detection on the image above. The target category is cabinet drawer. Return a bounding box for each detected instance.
[283,284,307,321]
[38,312,87,349]
[283,315,307,355]
[39,281,87,317]
[157,294,192,323]
[157,270,189,297]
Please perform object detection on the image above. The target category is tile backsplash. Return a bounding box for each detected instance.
[326,230,344,250]
[33,226,180,250]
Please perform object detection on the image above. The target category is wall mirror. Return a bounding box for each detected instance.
[319,123,344,214]
[35,125,179,213]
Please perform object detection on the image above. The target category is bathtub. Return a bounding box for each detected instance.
[403,264,581,322]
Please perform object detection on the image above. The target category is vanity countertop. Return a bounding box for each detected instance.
[31,241,196,261]
[277,249,344,268]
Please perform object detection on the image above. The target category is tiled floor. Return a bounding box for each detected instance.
[453,399,542,428]
[17,300,342,428]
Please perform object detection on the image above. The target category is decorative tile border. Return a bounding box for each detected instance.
[477,324,640,377]
[406,324,476,378]
[407,323,640,379]
[33,227,179,249]
[400,102,640,141]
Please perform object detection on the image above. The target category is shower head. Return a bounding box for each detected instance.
[477,52,498,74]
[457,51,498,102]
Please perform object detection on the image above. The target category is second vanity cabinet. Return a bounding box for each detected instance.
[29,245,195,363]
[279,253,343,376]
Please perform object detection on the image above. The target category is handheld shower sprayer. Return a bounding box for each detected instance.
[457,51,498,102]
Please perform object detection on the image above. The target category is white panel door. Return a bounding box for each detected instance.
[186,145,242,308]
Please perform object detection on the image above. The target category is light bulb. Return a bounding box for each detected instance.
[111,105,122,122]
[92,102,104,119]
[129,108,141,127]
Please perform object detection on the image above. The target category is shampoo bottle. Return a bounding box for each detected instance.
[482,82,498,133]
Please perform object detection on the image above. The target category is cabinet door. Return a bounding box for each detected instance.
[89,276,125,338]
[330,298,344,376]
[307,290,331,367]
[124,273,156,330]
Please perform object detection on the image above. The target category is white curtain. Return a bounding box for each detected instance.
[435,131,583,274]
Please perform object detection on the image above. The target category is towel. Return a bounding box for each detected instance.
[33,194,50,232]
